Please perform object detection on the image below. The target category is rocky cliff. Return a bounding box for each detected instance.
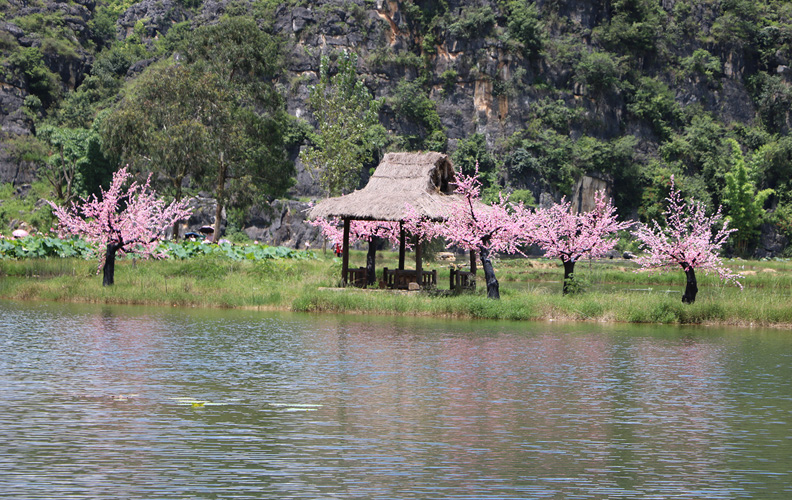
[2,0,790,254]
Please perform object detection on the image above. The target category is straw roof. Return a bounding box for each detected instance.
[309,152,466,221]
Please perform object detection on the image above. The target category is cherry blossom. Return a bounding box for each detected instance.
[531,191,632,294]
[406,165,532,299]
[632,176,742,304]
[49,166,191,286]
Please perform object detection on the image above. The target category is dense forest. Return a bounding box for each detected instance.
[1,0,791,256]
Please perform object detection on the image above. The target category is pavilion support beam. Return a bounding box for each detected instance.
[366,236,378,286]
[342,217,350,286]
[398,222,406,271]
[470,250,477,274]
[415,234,423,286]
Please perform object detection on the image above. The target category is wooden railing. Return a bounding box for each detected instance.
[382,268,437,289]
[450,268,476,291]
[344,267,369,288]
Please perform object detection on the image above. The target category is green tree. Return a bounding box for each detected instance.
[300,51,381,196]
[104,17,293,240]
[102,63,218,207]
[35,125,108,203]
[390,78,446,152]
[722,139,773,255]
[182,16,293,239]
[505,0,543,58]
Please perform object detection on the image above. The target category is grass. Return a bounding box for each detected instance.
[1,250,791,328]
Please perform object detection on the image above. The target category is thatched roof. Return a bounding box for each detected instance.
[309,152,466,221]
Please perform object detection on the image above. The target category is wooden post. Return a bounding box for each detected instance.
[470,249,477,274]
[398,222,406,270]
[342,218,350,286]
[415,234,422,286]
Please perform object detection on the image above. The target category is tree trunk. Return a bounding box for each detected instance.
[366,236,379,286]
[213,155,227,244]
[102,241,121,287]
[562,259,576,295]
[479,246,499,299]
[681,265,698,304]
[172,185,183,241]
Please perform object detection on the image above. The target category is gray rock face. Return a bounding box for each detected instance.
[117,0,189,38]
[754,223,788,259]
[243,200,323,249]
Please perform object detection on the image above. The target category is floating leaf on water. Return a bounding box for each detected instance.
[270,403,323,408]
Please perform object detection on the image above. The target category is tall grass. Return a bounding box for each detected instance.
[2,252,791,327]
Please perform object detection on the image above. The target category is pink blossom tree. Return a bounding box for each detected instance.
[406,167,531,299]
[49,166,191,286]
[531,191,632,295]
[632,177,742,304]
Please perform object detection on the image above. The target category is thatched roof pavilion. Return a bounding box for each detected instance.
[309,152,476,289]
[309,151,463,222]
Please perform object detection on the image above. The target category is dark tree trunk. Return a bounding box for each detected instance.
[102,242,121,287]
[681,265,698,304]
[562,260,576,295]
[479,246,500,299]
[366,236,379,286]
[213,154,227,244]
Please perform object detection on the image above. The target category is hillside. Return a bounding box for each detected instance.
[1,0,791,255]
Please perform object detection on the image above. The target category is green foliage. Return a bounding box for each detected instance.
[627,76,682,139]
[659,114,732,206]
[751,135,792,194]
[722,139,773,254]
[681,48,723,81]
[0,181,57,233]
[709,0,760,49]
[440,69,457,96]
[574,50,624,95]
[593,0,664,56]
[572,135,640,211]
[447,5,496,39]
[390,78,446,151]
[748,73,792,133]
[504,0,543,57]
[0,235,95,260]
[157,240,315,261]
[504,128,576,195]
[105,16,293,218]
[87,6,119,49]
[452,133,496,176]
[5,47,61,105]
[300,51,381,196]
[36,124,111,202]
[508,189,535,206]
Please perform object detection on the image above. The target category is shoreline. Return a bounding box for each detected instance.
[2,256,791,330]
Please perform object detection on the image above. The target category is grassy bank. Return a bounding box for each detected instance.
[1,250,791,328]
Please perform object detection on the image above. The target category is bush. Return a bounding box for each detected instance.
[627,77,682,139]
[574,50,624,95]
[505,0,543,57]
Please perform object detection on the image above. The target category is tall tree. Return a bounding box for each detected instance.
[102,63,223,235]
[103,16,293,240]
[531,192,632,295]
[181,16,293,240]
[49,167,190,286]
[722,139,773,255]
[300,51,381,196]
[632,177,742,304]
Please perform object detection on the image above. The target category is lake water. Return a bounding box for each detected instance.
[2,300,791,499]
